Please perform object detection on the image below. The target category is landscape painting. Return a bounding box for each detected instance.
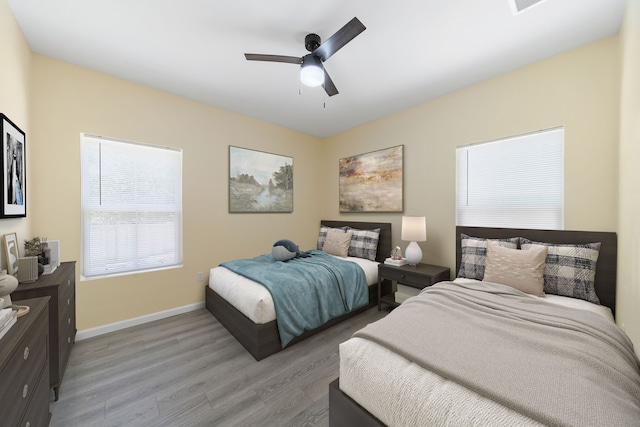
[339,145,403,212]
[229,146,293,213]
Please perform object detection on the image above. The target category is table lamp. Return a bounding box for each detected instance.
[401,216,427,266]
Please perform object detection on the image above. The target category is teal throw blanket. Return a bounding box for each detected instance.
[221,250,368,348]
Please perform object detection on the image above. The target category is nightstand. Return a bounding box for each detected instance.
[378,263,450,310]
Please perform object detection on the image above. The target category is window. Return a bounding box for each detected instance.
[81,134,183,278]
[456,127,564,230]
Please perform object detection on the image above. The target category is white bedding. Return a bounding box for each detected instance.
[452,277,615,322]
[340,278,619,426]
[208,255,379,324]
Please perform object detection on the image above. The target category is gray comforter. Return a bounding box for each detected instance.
[354,280,640,426]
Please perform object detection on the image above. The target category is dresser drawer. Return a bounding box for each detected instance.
[58,272,75,303]
[58,295,75,333]
[18,363,50,427]
[59,297,76,363]
[0,309,48,424]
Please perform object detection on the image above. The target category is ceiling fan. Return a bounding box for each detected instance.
[244,17,366,97]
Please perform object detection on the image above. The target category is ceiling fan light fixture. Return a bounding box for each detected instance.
[300,55,324,87]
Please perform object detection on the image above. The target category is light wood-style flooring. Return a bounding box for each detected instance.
[49,306,387,427]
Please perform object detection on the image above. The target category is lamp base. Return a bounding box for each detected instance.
[405,241,422,266]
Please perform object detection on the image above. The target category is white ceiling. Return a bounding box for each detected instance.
[8,0,627,138]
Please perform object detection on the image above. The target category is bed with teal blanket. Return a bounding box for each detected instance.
[221,250,369,348]
[205,220,392,361]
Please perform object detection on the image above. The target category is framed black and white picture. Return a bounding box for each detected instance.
[1,114,26,218]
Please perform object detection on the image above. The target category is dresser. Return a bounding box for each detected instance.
[13,261,76,401]
[0,297,51,426]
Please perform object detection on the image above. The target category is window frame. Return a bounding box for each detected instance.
[455,127,564,230]
[80,133,183,280]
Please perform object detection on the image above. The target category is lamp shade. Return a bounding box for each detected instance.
[401,216,427,242]
[300,54,324,87]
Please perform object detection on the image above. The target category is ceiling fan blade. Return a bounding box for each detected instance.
[322,67,338,97]
[313,17,366,61]
[244,54,302,64]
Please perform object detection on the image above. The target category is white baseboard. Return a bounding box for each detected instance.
[75,301,206,341]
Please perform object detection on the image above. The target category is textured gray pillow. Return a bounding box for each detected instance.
[457,234,519,280]
[520,238,601,304]
[317,225,346,250]
[345,227,380,261]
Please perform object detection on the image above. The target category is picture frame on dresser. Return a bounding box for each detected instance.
[3,232,20,276]
[1,113,27,218]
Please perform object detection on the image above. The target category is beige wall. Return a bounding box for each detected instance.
[618,0,640,351]
[324,36,620,271]
[0,0,33,262]
[29,56,323,330]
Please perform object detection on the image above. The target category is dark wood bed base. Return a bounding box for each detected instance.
[329,226,618,426]
[205,220,392,361]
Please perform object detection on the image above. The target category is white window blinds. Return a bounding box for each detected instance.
[456,127,564,230]
[81,134,183,278]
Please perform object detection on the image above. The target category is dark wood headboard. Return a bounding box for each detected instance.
[321,220,392,264]
[456,226,618,316]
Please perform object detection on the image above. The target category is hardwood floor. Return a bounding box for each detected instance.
[49,306,388,427]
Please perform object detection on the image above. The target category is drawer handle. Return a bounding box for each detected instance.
[68,318,71,325]
[400,274,406,279]
[26,422,30,427]
[23,346,29,360]
[67,298,70,305]
[67,279,71,286]
[22,384,28,398]
[68,337,71,344]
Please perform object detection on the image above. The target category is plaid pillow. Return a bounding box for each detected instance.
[457,234,519,280]
[345,227,381,261]
[317,225,346,250]
[520,238,601,304]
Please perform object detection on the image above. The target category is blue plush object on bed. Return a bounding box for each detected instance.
[220,249,368,347]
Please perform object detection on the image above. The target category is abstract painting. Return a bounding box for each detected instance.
[339,145,403,212]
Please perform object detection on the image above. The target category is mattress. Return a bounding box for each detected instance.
[339,279,623,426]
[208,255,379,324]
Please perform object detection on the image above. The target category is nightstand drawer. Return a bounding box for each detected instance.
[382,268,431,288]
[378,263,451,310]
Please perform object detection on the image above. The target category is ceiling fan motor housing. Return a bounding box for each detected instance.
[305,33,321,52]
